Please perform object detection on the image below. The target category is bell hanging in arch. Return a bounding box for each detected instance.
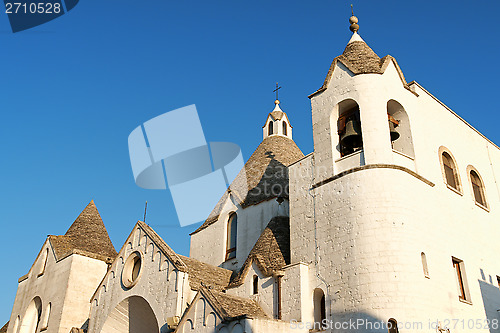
[388,114,400,142]
[340,118,363,150]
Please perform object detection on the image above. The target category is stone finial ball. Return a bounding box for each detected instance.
[275,100,280,105]
[349,23,359,32]
[349,16,358,24]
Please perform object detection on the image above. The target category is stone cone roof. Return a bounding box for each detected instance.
[191,136,303,234]
[49,201,117,262]
[309,32,411,98]
[338,37,385,74]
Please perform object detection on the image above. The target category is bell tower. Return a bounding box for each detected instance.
[262,99,293,140]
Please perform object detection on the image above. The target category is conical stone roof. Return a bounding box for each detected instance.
[49,200,117,262]
[191,136,303,234]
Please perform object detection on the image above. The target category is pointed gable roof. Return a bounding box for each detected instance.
[49,201,117,262]
[191,136,303,234]
[309,32,414,98]
[174,287,268,332]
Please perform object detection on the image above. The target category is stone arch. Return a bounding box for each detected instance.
[387,99,414,158]
[195,298,206,327]
[313,288,326,329]
[140,235,147,249]
[160,259,169,273]
[133,228,141,247]
[206,312,217,328]
[184,319,194,331]
[332,98,363,158]
[19,296,42,333]
[100,296,159,333]
[153,251,161,263]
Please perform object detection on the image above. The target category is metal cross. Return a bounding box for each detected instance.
[273,82,282,100]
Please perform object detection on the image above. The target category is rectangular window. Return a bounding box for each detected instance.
[452,257,471,302]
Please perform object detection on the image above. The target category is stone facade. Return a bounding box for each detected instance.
[5,21,500,333]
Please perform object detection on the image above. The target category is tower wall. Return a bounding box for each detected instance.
[290,54,500,331]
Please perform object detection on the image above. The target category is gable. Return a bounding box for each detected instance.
[91,221,233,303]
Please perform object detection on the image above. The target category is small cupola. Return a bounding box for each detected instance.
[262,99,293,140]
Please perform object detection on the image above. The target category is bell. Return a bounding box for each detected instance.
[389,120,400,141]
[340,118,363,149]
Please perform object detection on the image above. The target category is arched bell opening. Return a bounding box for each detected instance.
[387,100,414,158]
[335,99,363,158]
[100,296,159,333]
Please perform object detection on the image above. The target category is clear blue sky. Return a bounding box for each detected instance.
[1,0,499,323]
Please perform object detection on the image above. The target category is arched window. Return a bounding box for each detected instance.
[38,248,48,277]
[421,252,429,278]
[40,303,51,330]
[388,318,399,333]
[313,288,326,329]
[226,213,237,260]
[253,275,258,295]
[441,152,460,191]
[19,297,42,333]
[470,170,487,207]
[268,122,274,135]
[282,121,287,136]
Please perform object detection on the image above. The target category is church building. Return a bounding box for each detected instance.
[4,13,500,333]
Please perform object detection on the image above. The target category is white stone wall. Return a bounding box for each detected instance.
[88,225,193,333]
[190,197,287,272]
[289,56,500,332]
[7,241,108,333]
[226,262,276,318]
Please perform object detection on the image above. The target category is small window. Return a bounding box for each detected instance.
[253,275,258,295]
[268,122,274,135]
[452,257,471,302]
[388,318,399,333]
[313,288,326,329]
[226,213,237,260]
[282,121,287,136]
[421,252,429,278]
[38,248,49,277]
[497,276,500,289]
[40,303,51,331]
[442,152,460,191]
[470,170,487,207]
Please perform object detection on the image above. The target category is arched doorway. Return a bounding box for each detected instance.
[100,296,159,333]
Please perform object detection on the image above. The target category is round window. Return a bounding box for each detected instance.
[122,251,142,289]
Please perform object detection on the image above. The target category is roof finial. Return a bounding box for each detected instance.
[349,4,359,33]
[273,82,282,104]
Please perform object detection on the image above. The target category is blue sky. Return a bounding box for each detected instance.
[1,0,499,324]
